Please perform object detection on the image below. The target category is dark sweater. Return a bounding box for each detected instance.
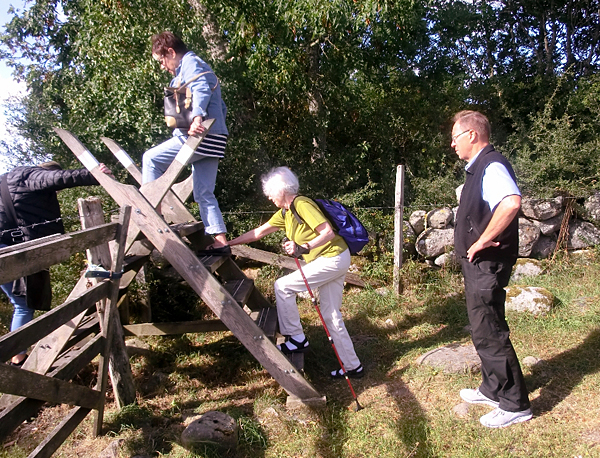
[454,145,519,262]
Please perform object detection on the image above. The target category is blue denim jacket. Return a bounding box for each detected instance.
[171,51,228,136]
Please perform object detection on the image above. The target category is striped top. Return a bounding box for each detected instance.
[174,133,228,159]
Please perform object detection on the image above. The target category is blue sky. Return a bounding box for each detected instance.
[1,1,27,173]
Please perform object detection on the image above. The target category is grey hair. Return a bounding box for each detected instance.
[261,166,299,198]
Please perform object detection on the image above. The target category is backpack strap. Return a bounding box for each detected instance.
[288,197,305,225]
[174,71,219,91]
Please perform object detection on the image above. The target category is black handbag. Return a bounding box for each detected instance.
[164,71,218,129]
[1,174,52,311]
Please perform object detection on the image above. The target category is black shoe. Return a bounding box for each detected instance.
[331,364,364,379]
[277,336,309,354]
[197,245,232,256]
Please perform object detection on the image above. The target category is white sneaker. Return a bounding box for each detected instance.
[480,408,533,428]
[460,388,499,408]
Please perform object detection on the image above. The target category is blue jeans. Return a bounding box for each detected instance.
[142,136,227,235]
[1,244,34,354]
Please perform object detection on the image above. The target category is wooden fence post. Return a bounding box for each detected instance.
[393,165,405,295]
[78,198,136,414]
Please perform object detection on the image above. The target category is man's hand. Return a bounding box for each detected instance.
[188,116,206,136]
[467,239,500,262]
[466,194,521,262]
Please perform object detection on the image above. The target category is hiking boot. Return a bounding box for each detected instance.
[480,408,533,428]
[331,364,364,379]
[460,388,499,408]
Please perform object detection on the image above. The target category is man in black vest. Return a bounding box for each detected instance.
[452,110,532,428]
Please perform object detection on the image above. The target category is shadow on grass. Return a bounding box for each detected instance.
[301,290,470,458]
[527,328,600,416]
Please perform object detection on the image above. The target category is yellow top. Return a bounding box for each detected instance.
[267,196,347,263]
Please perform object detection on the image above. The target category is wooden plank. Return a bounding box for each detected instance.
[214,258,272,310]
[172,175,194,204]
[289,352,305,373]
[231,245,366,287]
[123,319,228,336]
[63,311,99,349]
[171,221,205,237]
[78,197,112,269]
[223,279,254,306]
[0,223,118,284]
[0,364,102,409]
[94,205,135,433]
[0,334,104,442]
[28,406,91,458]
[0,282,110,361]
[101,136,196,224]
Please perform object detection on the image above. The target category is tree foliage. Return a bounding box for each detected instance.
[1,0,600,210]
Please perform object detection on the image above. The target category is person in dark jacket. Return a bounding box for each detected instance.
[451,110,531,428]
[0,161,111,365]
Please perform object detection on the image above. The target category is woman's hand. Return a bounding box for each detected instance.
[188,116,206,136]
[282,239,309,258]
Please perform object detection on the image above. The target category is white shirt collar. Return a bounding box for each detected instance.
[464,147,487,171]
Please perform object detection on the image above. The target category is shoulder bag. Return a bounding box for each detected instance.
[164,71,218,129]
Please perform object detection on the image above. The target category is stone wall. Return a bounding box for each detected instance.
[404,189,600,267]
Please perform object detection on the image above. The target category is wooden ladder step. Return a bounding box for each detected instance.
[250,306,278,339]
[170,221,205,238]
[199,254,229,273]
[222,279,254,306]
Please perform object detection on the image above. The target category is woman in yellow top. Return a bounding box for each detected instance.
[229,167,363,379]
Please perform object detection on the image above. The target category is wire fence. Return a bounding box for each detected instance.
[1,194,591,241]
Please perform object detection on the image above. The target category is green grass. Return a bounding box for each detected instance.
[1,253,600,457]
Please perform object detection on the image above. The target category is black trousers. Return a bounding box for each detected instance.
[461,258,530,412]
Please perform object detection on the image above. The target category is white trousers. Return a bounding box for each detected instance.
[274,249,361,370]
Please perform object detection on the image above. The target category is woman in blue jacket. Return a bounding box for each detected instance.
[142,31,229,250]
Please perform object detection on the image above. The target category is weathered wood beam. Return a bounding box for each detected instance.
[28,406,91,458]
[0,334,104,442]
[231,245,366,287]
[0,282,110,361]
[0,223,118,284]
[94,205,134,433]
[0,364,102,409]
[123,319,228,336]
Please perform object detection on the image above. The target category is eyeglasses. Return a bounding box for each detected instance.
[451,129,471,142]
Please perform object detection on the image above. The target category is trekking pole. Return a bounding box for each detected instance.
[292,256,364,412]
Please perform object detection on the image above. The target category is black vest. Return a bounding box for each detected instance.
[454,145,519,261]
